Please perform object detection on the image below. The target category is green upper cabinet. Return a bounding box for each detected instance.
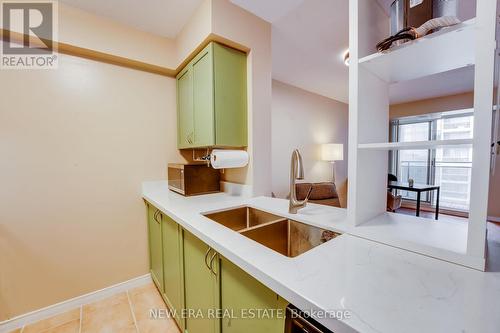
[161,213,184,330]
[220,257,287,333]
[177,66,194,149]
[192,45,215,147]
[147,205,164,292]
[213,43,247,147]
[176,42,247,149]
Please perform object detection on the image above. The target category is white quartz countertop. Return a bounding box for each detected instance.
[142,181,500,333]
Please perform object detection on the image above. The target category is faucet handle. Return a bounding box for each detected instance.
[304,185,313,203]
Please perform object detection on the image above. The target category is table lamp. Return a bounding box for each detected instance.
[321,143,344,184]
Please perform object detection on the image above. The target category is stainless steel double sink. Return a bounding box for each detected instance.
[203,207,340,258]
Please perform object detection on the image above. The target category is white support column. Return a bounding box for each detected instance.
[348,0,390,226]
[347,0,359,226]
[467,0,498,265]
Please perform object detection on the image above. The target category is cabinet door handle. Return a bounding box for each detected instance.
[186,131,194,144]
[153,209,161,224]
[204,247,212,271]
[209,251,218,276]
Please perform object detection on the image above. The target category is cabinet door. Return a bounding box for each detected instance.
[220,258,287,333]
[147,205,164,292]
[161,214,184,329]
[177,66,194,149]
[192,44,215,147]
[183,231,220,333]
[213,43,247,147]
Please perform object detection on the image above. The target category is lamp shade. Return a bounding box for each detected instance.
[321,143,343,162]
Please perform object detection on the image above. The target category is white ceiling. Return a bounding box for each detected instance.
[390,66,475,104]
[59,0,203,38]
[233,0,350,104]
[59,0,476,105]
[234,0,476,105]
[230,0,304,23]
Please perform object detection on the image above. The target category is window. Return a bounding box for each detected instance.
[390,111,474,212]
[397,122,431,201]
[434,116,474,211]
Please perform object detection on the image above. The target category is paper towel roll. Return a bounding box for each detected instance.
[210,149,249,169]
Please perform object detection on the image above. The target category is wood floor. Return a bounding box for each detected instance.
[9,283,179,333]
[395,207,465,222]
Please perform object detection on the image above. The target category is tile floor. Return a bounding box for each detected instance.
[9,283,180,333]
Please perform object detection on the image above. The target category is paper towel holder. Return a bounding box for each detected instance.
[192,148,212,167]
[191,148,223,172]
[191,148,248,171]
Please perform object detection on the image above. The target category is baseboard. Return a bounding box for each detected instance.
[0,274,152,333]
[488,216,500,223]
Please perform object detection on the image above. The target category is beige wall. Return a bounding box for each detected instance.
[57,4,178,68]
[7,0,270,193]
[271,80,349,205]
[389,92,474,119]
[175,0,213,64]
[0,0,272,320]
[5,2,179,69]
[0,54,185,320]
[389,92,500,219]
[211,0,272,195]
[175,0,272,193]
[1,5,182,320]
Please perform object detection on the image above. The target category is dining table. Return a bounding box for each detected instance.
[388,181,440,220]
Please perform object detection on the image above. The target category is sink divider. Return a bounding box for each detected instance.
[237,218,288,234]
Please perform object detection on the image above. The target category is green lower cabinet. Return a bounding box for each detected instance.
[146,205,289,333]
[161,213,184,330]
[220,257,287,333]
[147,205,164,292]
[183,231,220,333]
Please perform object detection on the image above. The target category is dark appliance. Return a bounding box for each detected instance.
[284,305,334,333]
[168,163,220,196]
[391,0,465,35]
[390,0,434,35]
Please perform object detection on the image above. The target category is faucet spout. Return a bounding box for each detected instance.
[289,149,311,214]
